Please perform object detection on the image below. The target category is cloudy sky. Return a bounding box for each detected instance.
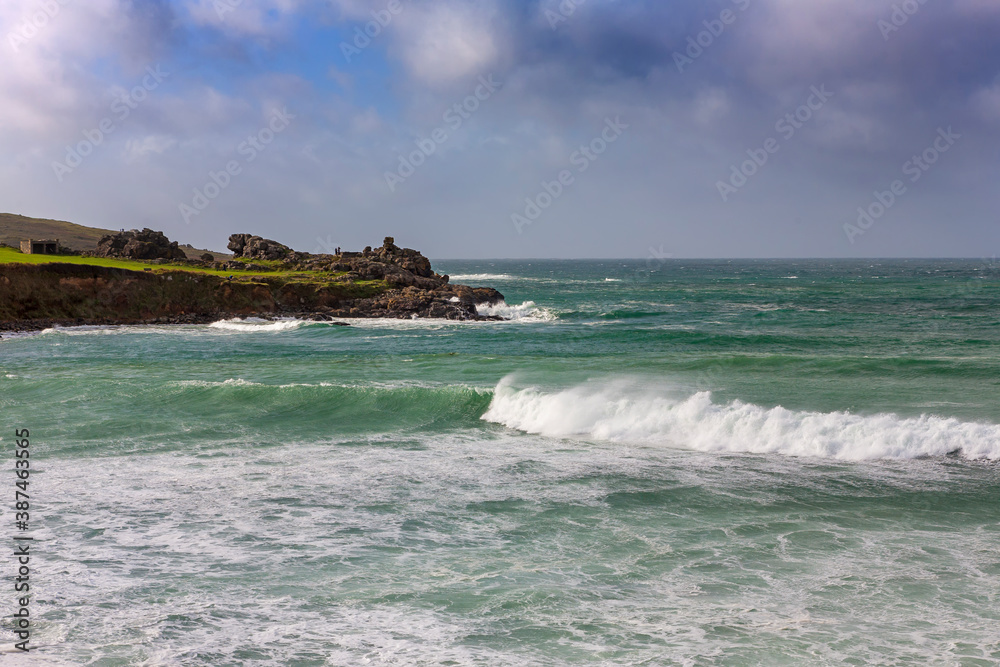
[1,0,998,258]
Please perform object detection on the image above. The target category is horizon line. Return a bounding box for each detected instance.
[431,256,998,261]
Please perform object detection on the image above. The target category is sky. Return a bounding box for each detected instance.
[0,0,998,258]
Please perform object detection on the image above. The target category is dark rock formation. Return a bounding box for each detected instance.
[214,235,501,319]
[94,229,187,261]
[371,236,434,277]
[320,284,504,321]
[0,262,507,331]
[1,234,510,331]
[227,234,291,261]
[0,263,277,331]
[225,234,440,284]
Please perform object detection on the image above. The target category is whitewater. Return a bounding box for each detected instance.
[2,258,999,664]
[483,376,1000,460]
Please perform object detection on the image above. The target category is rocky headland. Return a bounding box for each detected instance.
[0,234,505,332]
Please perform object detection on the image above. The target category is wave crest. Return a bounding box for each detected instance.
[449,273,516,281]
[481,377,1000,461]
[208,318,316,332]
[476,301,556,322]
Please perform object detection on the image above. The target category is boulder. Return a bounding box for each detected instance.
[371,236,434,277]
[94,229,187,261]
[227,234,291,261]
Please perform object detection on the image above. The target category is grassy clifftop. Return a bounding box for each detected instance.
[0,247,296,278]
[0,243,505,330]
[0,213,228,258]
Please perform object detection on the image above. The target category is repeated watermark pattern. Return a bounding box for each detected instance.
[52,65,170,182]
[340,0,408,62]
[312,234,338,255]
[626,244,673,285]
[545,0,587,30]
[6,0,71,52]
[511,116,628,234]
[716,85,834,201]
[673,0,751,74]
[844,126,960,244]
[214,0,244,20]
[878,0,932,40]
[179,107,295,224]
[926,255,998,342]
[384,74,502,192]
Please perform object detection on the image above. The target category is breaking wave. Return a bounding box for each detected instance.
[481,376,1000,461]
[476,301,557,322]
[208,318,319,332]
[449,273,517,281]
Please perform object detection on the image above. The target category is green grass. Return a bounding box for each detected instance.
[0,247,240,275]
[0,247,389,293]
[227,258,287,268]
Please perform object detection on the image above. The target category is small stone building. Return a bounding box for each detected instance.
[20,239,60,254]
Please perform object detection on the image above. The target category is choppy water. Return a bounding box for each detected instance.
[2,259,1000,664]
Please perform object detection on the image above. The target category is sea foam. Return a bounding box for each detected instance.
[448,273,517,281]
[208,318,314,332]
[475,301,556,321]
[482,376,1000,460]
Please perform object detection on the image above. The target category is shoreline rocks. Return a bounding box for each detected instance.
[0,260,507,333]
[1,235,509,332]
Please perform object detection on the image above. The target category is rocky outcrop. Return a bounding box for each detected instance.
[319,285,504,321]
[327,257,443,290]
[300,237,444,288]
[227,234,292,261]
[372,236,434,277]
[93,229,187,261]
[1,234,510,331]
[0,263,506,331]
[224,235,438,280]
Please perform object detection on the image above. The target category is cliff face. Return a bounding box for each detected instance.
[0,263,504,331]
[0,263,276,330]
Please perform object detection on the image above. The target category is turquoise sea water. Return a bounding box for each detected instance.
[2,259,1000,664]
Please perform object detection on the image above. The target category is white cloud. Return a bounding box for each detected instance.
[739,0,881,86]
[123,135,177,162]
[972,83,1000,122]
[351,108,383,134]
[809,108,880,149]
[692,88,731,125]
[0,0,162,144]
[183,0,304,37]
[391,2,500,87]
[327,65,353,90]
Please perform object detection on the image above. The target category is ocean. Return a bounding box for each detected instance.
[2,258,1000,665]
